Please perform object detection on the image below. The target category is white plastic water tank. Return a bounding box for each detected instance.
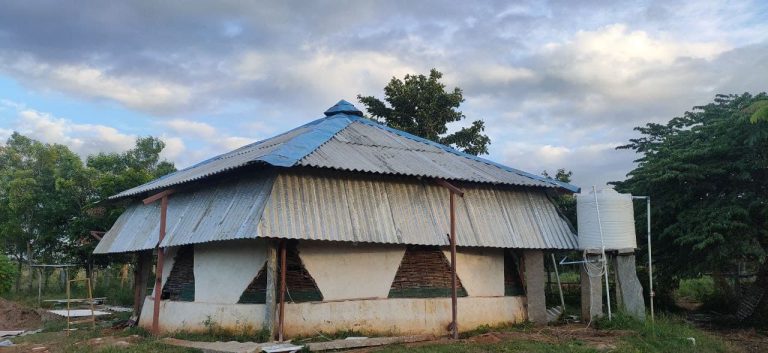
[577,188,637,250]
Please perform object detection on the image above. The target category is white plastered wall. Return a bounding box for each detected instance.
[443,248,505,297]
[140,296,525,335]
[139,297,267,332]
[151,246,178,297]
[194,239,267,303]
[298,241,405,300]
[285,296,526,336]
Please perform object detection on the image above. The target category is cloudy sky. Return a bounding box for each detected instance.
[0,1,766,188]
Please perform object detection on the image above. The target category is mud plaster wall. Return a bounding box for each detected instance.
[162,245,195,301]
[443,248,504,297]
[298,241,405,300]
[151,246,178,297]
[194,239,267,304]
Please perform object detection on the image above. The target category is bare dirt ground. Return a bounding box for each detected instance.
[0,298,47,330]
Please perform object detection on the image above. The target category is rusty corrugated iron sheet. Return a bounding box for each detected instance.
[95,170,576,254]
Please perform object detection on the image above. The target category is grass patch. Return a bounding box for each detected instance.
[676,276,716,302]
[595,312,730,353]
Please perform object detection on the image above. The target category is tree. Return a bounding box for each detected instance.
[613,93,768,320]
[542,169,576,227]
[0,134,176,291]
[69,137,177,274]
[358,69,491,155]
[0,133,90,289]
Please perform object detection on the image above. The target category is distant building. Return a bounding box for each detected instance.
[94,100,579,337]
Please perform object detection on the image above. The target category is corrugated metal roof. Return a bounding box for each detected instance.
[94,173,276,253]
[110,116,352,199]
[300,121,557,188]
[109,101,579,200]
[95,170,576,254]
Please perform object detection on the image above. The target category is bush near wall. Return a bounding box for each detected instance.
[0,255,18,294]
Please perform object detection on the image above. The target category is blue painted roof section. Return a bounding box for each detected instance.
[110,113,355,199]
[110,100,580,199]
[324,99,363,116]
[259,116,353,166]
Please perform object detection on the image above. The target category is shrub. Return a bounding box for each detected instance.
[0,255,18,294]
[676,276,715,302]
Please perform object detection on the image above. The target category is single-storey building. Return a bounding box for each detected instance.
[94,100,580,338]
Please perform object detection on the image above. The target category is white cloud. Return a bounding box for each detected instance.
[233,49,419,104]
[540,24,729,102]
[1,56,192,113]
[501,141,635,187]
[161,118,254,151]
[159,136,186,161]
[163,119,218,139]
[11,108,136,156]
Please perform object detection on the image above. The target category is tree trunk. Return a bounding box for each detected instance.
[26,242,33,292]
[15,259,22,292]
[734,262,768,321]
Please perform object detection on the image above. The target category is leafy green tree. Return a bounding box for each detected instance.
[613,93,768,319]
[0,255,17,294]
[358,69,491,155]
[69,137,177,273]
[542,169,576,227]
[0,134,176,290]
[0,133,90,289]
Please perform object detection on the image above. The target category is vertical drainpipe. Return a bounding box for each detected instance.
[435,179,464,339]
[142,189,175,335]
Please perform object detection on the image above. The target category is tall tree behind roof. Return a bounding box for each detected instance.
[358,69,491,155]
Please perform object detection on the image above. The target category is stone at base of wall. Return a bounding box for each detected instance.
[139,296,527,337]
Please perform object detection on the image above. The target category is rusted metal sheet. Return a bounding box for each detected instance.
[96,171,576,254]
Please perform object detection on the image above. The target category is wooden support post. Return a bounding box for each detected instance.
[435,178,463,340]
[278,240,287,342]
[449,191,458,339]
[143,189,174,336]
[264,240,278,339]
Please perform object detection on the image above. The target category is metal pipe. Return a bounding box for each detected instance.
[631,196,654,323]
[592,186,612,320]
[551,254,566,312]
[152,194,169,335]
[646,197,654,322]
[278,240,287,342]
[450,191,458,339]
